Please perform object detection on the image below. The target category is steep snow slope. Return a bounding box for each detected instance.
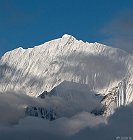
[0,34,132,113]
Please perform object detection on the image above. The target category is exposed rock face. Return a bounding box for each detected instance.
[26,106,56,121]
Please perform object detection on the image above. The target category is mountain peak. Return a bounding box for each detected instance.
[62,34,75,40]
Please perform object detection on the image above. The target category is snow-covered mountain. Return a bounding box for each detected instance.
[0,34,133,117]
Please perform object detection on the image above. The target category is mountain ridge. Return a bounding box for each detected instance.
[0,34,132,95]
[2,34,130,56]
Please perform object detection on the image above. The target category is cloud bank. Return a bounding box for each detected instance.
[102,10,133,54]
[0,91,132,140]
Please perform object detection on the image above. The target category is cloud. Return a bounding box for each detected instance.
[0,91,40,126]
[71,103,133,140]
[0,90,105,139]
[0,102,133,140]
[57,52,128,92]
[0,90,132,140]
[45,81,103,118]
[101,10,133,54]
[0,88,103,125]
[0,112,106,140]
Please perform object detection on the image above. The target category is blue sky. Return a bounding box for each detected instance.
[0,0,133,55]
